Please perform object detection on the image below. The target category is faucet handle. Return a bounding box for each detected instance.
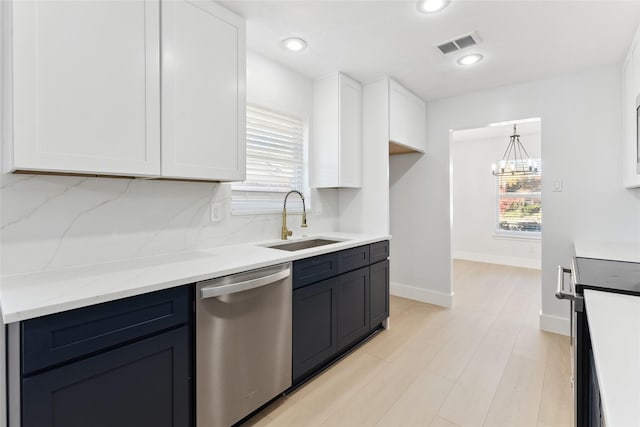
[287,230,293,236]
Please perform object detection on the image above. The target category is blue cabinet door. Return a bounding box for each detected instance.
[369,259,390,328]
[337,267,370,351]
[292,277,338,382]
[22,326,191,427]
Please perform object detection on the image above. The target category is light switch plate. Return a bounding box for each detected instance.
[552,180,563,192]
[210,202,222,222]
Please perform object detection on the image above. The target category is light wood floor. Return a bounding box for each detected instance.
[244,260,573,427]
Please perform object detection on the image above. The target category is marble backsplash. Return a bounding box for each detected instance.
[0,173,339,276]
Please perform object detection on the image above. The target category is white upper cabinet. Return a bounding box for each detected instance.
[388,79,426,154]
[389,80,408,147]
[622,28,640,188]
[312,73,362,188]
[406,91,426,153]
[161,0,246,181]
[622,52,637,187]
[2,0,245,181]
[7,0,161,176]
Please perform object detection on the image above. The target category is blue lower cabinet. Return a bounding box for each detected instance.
[292,242,390,386]
[19,287,193,427]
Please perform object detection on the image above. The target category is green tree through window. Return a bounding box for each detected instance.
[496,160,542,234]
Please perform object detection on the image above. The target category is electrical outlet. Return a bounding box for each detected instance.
[210,202,222,223]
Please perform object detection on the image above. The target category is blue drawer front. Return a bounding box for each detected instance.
[293,253,339,289]
[22,286,190,375]
[337,245,370,274]
[370,240,389,264]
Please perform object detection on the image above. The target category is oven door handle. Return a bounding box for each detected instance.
[555,266,577,301]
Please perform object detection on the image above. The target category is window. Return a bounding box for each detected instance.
[496,160,542,235]
[232,105,307,214]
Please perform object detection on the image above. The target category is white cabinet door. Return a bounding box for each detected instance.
[388,79,425,153]
[389,80,408,146]
[162,0,246,181]
[633,40,640,103]
[338,74,362,187]
[624,46,640,187]
[11,0,161,176]
[406,93,426,153]
[311,73,361,188]
[311,74,339,188]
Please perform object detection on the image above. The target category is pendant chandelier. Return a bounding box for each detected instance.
[491,124,538,176]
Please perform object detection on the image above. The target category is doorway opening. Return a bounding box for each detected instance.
[449,118,542,303]
[451,119,542,269]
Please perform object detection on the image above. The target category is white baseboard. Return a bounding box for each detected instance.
[390,282,454,308]
[539,312,570,336]
[453,251,541,270]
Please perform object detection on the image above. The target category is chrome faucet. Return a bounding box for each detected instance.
[281,190,307,240]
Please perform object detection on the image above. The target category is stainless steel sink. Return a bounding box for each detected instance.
[267,238,343,252]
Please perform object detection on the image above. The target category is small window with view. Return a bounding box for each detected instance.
[496,160,542,235]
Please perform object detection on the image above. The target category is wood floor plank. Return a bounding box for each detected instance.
[375,370,455,427]
[241,411,274,427]
[359,304,439,361]
[437,328,518,426]
[430,416,461,427]
[425,320,488,382]
[318,338,444,427]
[265,351,387,427]
[484,353,547,427]
[537,333,573,427]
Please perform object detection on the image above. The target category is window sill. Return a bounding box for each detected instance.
[493,232,541,241]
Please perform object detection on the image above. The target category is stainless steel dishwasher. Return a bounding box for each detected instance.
[196,263,292,427]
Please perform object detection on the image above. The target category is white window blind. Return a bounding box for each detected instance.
[232,105,307,214]
[496,159,542,235]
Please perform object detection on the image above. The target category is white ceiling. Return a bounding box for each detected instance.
[221,0,640,101]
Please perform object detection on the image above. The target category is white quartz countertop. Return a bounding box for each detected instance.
[584,289,640,427]
[574,241,640,263]
[0,232,390,323]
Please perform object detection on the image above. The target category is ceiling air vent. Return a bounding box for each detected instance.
[436,31,481,55]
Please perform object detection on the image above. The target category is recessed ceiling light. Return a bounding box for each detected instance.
[457,53,484,66]
[416,0,450,13]
[282,37,307,52]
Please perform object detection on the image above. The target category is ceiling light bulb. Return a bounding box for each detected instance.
[282,37,307,52]
[416,0,450,13]
[457,53,484,66]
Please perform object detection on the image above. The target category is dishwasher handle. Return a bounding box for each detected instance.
[200,268,290,299]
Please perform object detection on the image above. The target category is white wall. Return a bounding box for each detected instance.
[0,52,339,276]
[451,124,541,270]
[390,64,640,334]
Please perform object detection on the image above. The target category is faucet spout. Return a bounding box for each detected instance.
[281,190,307,240]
